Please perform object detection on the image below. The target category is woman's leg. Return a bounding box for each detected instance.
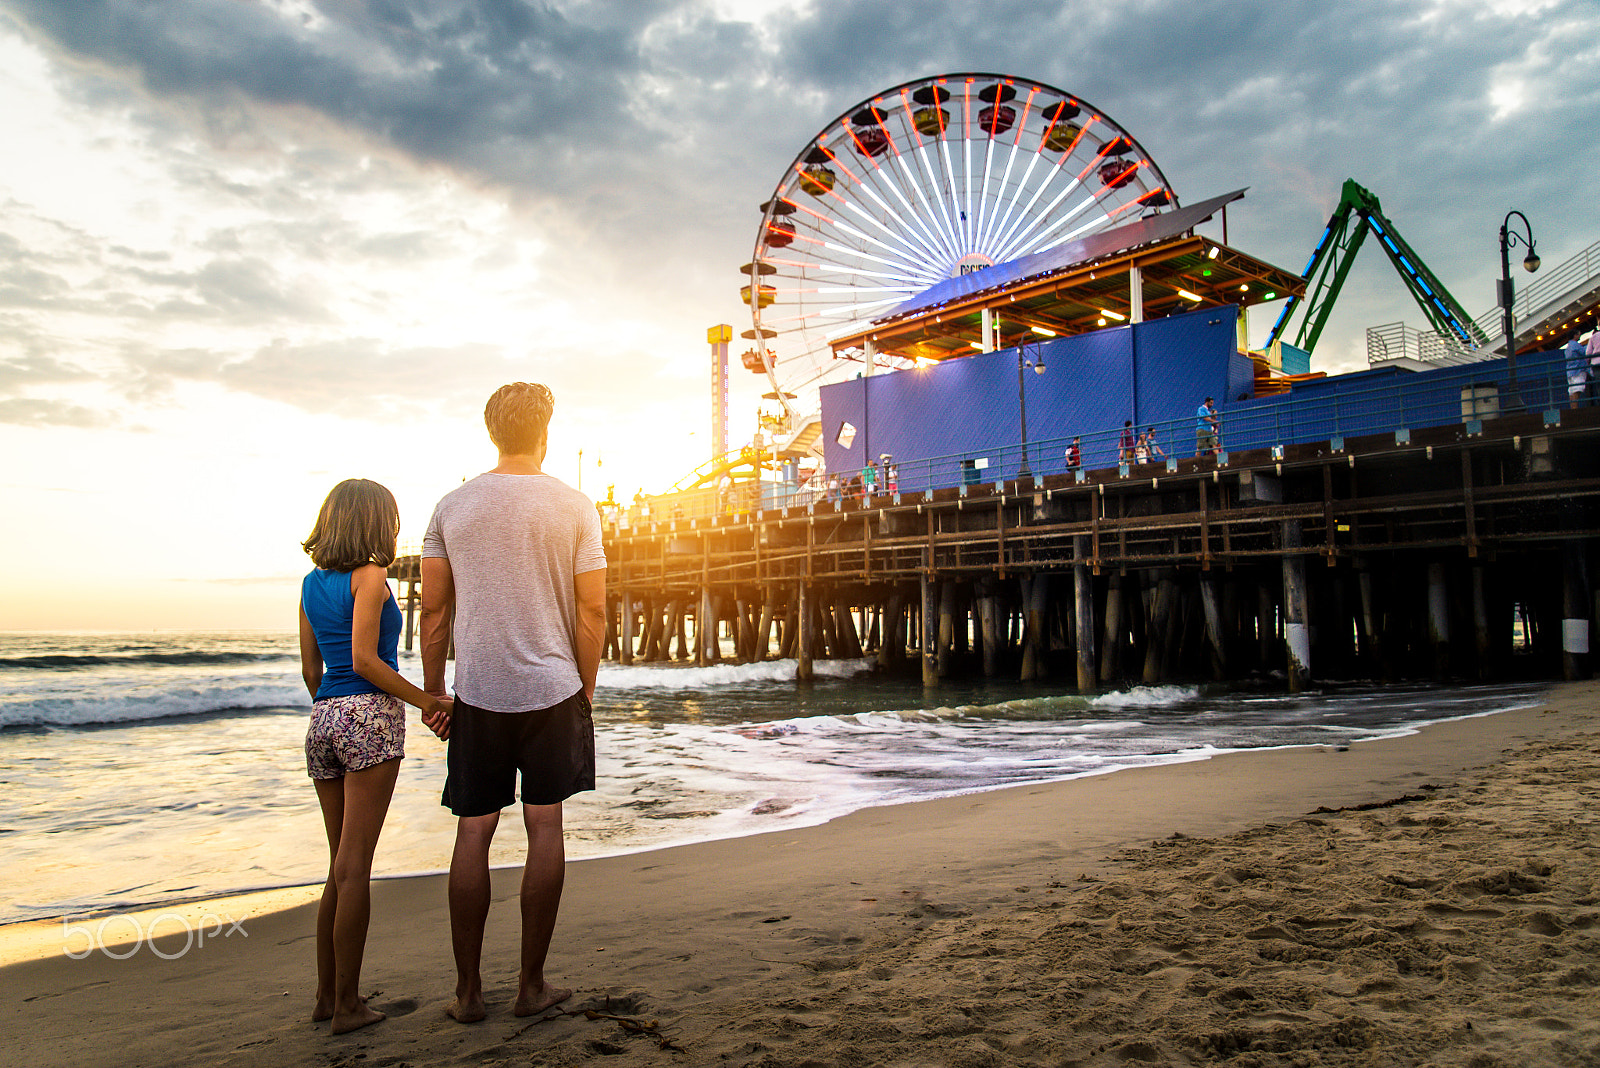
[312,776,346,1022]
[328,757,402,1034]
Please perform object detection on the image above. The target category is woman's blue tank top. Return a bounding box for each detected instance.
[301,568,402,700]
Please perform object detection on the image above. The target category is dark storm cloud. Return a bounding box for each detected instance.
[5,0,671,178]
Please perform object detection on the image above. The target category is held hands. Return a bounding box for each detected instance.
[423,693,454,740]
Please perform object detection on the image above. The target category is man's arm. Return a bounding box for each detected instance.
[420,555,456,736]
[573,567,606,704]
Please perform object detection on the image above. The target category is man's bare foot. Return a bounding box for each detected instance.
[513,982,572,1018]
[446,996,487,1024]
[330,1002,386,1035]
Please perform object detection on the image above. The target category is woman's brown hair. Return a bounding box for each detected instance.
[301,479,400,572]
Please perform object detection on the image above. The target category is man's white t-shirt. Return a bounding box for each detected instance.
[422,472,605,713]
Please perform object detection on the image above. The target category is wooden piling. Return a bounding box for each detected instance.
[796,582,814,681]
[920,569,938,686]
[1075,537,1096,692]
[1200,575,1226,681]
[1563,541,1590,681]
[1282,522,1310,692]
[1098,571,1121,685]
[1426,561,1450,681]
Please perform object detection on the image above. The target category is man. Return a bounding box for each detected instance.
[1118,420,1135,463]
[1196,397,1220,457]
[1065,436,1081,471]
[420,382,607,1024]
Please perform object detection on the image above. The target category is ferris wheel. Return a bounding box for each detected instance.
[743,72,1178,434]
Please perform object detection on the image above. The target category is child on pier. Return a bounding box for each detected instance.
[298,479,452,1034]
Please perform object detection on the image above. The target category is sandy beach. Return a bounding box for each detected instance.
[4,682,1598,1067]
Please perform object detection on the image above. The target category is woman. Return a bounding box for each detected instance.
[299,479,451,1034]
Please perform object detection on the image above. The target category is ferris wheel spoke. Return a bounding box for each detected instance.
[911,142,963,262]
[840,174,951,269]
[876,112,961,263]
[974,136,999,254]
[894,92,964,262]
[878,156,960,267]
[863,151,963,268]
[989,115,1103,256]
[939,140,968,254]
[985,147,1045,258]
[839,111,960,268]
[975,135,1023,254]
[788,196,929,279]
[801,152,950,272]
[1004,189,1103,260]
[993,174,1085,263]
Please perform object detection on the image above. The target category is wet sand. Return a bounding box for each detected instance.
[4,683,1598,1067]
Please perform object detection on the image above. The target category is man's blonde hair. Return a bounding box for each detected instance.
[484,382,554,455]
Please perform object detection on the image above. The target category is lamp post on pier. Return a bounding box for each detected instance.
[1498,210,1540,393]
[1016,341,1047,478]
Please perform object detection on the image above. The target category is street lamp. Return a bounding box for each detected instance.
[1016,341,1047,478]
[1498,210,1540,392]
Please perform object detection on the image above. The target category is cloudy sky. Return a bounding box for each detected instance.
[2,0,1596,630]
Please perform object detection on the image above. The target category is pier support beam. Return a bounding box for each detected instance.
[671,600,688,661]
[757,589,775,661]
[1563,541,1591,681]
[1022,573,1048,682]
[1142,570,1177,685]
[937,580,958,678]
[920,570,938,686]
[1075,537,1096,693]
[620,585,635,667]
[796,582,814,681]
[1471,567,1492,680]
[1257,580,1276,672]
[1201,575,1227,681]
[1427,561,1450,680]
[1098,572,1121,685]
[1282,522,1310,692]
[878,590,905,669]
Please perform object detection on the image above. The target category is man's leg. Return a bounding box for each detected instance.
[514,802,572,1016]
[447,812,500,1023]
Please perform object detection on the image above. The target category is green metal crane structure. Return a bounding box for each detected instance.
[1266,179,1489,354]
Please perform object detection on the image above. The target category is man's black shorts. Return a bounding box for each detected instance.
[441,690,595,817]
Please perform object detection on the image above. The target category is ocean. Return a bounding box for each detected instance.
[0,630,1547,928]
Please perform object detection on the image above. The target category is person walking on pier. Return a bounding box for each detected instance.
[1566,336,1589,409]
[420,382,607,1025]
[1196,397,1220,457]
[1119,421,1136,463]
[1065,436,1082,471]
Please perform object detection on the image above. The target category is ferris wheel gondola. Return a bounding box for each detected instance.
[742,73,1178,435]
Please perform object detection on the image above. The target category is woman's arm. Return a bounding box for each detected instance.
[298,605,324,700]
[350,564,451,718]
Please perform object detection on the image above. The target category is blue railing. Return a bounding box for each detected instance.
[754,349,1571,510]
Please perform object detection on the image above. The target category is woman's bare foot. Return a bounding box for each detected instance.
[513,981,572,1018]
[446,995,487,1024]
[312,997,333,1023]
[330,1002,386,1035]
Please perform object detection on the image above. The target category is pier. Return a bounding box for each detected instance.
[592,402,1598,691]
